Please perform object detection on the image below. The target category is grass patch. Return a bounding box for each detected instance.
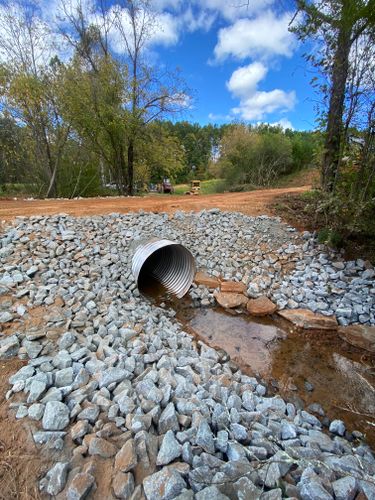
[271,167,320,188]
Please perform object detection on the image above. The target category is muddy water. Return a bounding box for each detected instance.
[142,281,375,448]
[177,305,375,448]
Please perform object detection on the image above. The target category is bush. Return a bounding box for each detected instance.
[217,125,293,188]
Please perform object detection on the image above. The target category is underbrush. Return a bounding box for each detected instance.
[271,189,375,264]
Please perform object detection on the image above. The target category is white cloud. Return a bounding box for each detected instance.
[269,117,294,129]
[226,62,267,98]
[208,112,232,121]
[232,89,296,120]
[214,10,296,62]
[152,12,180,46]
[181,7,216,33]
[226,61,296,121]
[193,0,274,22]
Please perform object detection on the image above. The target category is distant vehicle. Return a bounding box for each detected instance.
[185,180,201,195]
[159,178,174,194]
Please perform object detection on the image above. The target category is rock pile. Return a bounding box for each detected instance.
[0,210,374,498]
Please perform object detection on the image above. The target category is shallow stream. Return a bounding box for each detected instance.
[151,288,375,448]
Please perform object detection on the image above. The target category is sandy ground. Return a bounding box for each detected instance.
[0,186,310,222]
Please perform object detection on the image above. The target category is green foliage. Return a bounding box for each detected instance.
[138,124,185,184]
[58,56,129,193]
[162,121,226,182]
[217,124,294,188]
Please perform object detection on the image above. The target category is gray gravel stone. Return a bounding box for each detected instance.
[329,419,346,436]
[159,402,179,434]
[28,403,45,420]
[157,430,182,465]
[43,462,69,496]
[143,467,187,500]
[0,335,19,358]
[332,476,357,500]
[112,471,135,498]
[27,380,47,403]
[42,401,70,430]
[299,481,333,500]
[67,472,96,500]
[195,419,215,454]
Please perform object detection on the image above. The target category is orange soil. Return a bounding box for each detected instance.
[0,186,310,222]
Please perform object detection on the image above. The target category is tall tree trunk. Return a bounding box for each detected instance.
[127,139,134,196]
[322,8,352,192]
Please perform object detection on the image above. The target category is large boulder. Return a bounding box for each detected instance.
[278,308,337,330]
[338,325,375,352]
[214,291,248,309]
[220,281,246,294]
[194,272,220,289]
[247,296,277,316]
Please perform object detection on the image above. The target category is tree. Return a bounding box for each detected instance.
[292,0,375,192]
[139,123,185,184]
[113,0,189,194]
[0,1,69,197]
[217,125,293,188]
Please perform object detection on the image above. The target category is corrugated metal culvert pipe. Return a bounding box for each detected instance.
[131,239,196,298]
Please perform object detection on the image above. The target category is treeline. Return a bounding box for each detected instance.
[0,0,322,199]
[0,112,320,197]
[0,0,196,198]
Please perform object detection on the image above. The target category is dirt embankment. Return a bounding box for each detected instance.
[0,186,310,221]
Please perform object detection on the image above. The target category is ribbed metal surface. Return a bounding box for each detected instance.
[132,239,196,298]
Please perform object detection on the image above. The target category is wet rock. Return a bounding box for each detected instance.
[112,471,135,499]
[278,308,338,330]
[143,467,187,500]
[115,439,137,472]
[338,325,375,352]
[220,281,246,294]
[247,296,277,316]
[67,472,96,500]
[157,430,182,465]
[42,401,70,430]
[214,291,248,309]
[195,272,220,289]
[89,437,117,458]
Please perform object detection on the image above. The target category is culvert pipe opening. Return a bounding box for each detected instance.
[132,239,196,299]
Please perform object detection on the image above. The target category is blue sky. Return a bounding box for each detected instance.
[0,0,318,130]
[146,1,317,130]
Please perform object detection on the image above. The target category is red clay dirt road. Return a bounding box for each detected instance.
[0,186,309,221]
